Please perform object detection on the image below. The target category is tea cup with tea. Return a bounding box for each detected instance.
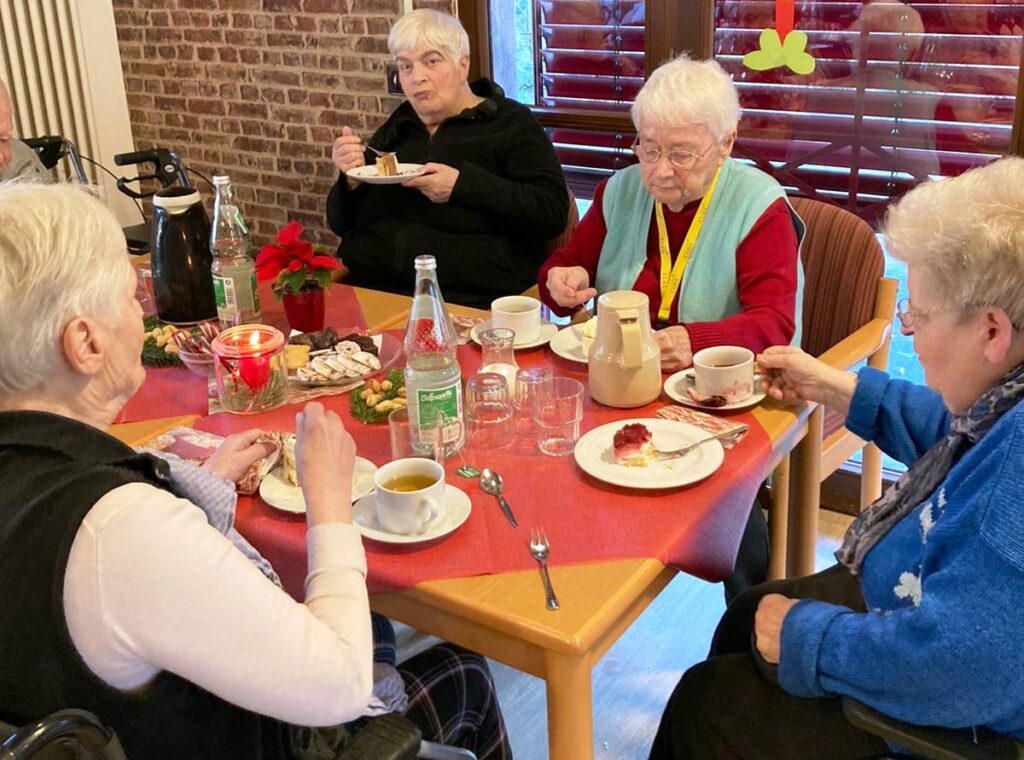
[372,458,446,535]
[491,295,541,344]
[692,346,755,403]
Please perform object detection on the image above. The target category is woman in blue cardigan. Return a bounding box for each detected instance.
[649,156,1024,759]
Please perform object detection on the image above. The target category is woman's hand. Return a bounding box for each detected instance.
[202,429,274,483]
[402,162,459,203]
[295,402,356,526]
[545,266,597,308]
[756,346,858,413]
[332,126,366,189]
[654,326,693,371]
[754,594,800,664]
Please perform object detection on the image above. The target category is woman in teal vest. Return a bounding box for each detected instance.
[538,55,804,372]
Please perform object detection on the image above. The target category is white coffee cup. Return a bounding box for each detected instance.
[491,295,541,344]
[373,458,446,535]
[692,346,755,402]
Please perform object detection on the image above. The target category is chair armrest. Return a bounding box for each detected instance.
[841,698,1024,760]
[339,713,421,760]
[816,317,892,371]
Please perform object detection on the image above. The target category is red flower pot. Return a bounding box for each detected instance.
[282,287,326,333]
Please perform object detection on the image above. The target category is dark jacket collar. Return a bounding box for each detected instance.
[391,77,504,130]
[0,410,169,476]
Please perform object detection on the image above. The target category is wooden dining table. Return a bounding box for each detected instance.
[112,283,818,760]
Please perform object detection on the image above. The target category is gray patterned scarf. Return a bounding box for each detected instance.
[837,363,1024,572]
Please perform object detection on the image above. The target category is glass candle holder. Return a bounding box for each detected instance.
[211,324,288,414]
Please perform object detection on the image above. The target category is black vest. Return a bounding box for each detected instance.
[0,411,291,760]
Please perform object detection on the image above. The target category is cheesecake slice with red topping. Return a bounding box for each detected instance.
[613,423,655,466]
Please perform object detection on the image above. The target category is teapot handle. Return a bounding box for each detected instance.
[618,311,642,369]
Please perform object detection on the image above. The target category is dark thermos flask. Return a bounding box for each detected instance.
[150,187,217,324]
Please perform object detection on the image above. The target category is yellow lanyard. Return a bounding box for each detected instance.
[656,165,722,325]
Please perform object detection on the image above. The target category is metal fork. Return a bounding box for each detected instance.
[363,144,391,157]
[653,424,749,460]
[528,529,559,611]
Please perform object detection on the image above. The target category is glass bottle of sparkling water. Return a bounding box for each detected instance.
[404,255,465,457]
[210,175,261,328]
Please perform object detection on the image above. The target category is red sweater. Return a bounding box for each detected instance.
[538,180,800,355]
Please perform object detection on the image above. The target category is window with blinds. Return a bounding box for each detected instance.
[487,0,1023,214]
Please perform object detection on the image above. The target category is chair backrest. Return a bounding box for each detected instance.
[791,197,885,359]
[545,186,580,254]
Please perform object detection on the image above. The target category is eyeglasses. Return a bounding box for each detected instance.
[896,298,960,329]
[631,140,712,170]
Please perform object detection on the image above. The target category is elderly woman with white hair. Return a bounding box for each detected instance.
[649,157,1024,759]
[327,9,568,309]
[0,181,512,759]
[539,55,804,371]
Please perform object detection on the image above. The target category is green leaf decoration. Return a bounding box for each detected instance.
[742,28,815,75]
[286,270,307,293]
[349,368,406,424]
[314,270,331,290]
[456,466,481,479]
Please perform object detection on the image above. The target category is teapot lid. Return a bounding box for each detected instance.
[598,290,649,312]
[153,187,201,214]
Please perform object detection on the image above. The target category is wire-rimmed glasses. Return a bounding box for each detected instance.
[896,298,957,329]
[631,140,713,170]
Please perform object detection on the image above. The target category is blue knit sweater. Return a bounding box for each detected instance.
[779,367,1024,738]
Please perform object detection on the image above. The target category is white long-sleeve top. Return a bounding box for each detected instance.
[62,482,374,727]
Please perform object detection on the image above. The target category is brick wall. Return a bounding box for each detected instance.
[112,0,451,248]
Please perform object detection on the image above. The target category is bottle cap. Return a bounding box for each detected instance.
[414,255,436,270]
[212,175,230,186]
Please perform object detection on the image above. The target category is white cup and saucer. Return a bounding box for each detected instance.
[663,345,766,411]
[353,458,471,544]
[470,296,558,349]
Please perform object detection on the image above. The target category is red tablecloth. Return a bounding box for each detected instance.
[117,284,369,423]
[195,335,772,597]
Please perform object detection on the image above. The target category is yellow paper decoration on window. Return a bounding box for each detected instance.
[743,28,816,75]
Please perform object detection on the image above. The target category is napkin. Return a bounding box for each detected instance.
[449,314,485,345]
[656,405,749,448]
[143,427,283,494]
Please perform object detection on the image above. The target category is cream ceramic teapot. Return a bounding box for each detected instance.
[588,290,661,408]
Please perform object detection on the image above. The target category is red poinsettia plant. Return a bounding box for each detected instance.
[256,220,341,299]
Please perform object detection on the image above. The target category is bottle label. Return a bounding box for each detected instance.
[415,381,463,445]
[213,275,237,313]
[250,271,261,316]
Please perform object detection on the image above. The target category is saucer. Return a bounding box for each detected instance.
[470,320,558,350]
[663,369,766,412]
[548,325,590,364]
[259,457,378,514]
[353,484,471,544]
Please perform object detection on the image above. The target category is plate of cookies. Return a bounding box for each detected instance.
[259,434,378,514]
[284,327,402,387]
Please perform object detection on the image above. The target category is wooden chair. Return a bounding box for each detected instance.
[768,198,899,579]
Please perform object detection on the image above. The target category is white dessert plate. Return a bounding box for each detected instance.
[346,163,426,184]
[573,418,724,489]
[259,457,378,514]
[548,325,590,364]
[353,484,471,544]
[663,368,767,412]
[470,320,558,349]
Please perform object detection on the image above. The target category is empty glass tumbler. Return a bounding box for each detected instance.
[533,377,584,456]
[514,367,553,437]
[465,372,515,449]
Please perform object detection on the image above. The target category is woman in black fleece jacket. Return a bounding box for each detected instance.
[326,10,568,309]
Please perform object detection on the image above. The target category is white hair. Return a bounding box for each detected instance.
[631,55,742,143]
[388,9,470,62]
[0,181,127,396]
[883,156,1024,328]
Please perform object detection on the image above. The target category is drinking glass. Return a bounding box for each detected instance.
[465,373,515,449]
[533,377,584,456]
[478,328,519,395]
[514,367,552,436]
[388,407,440,462]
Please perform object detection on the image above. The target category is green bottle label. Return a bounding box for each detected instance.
[250,271,261,314]
[415,381,463,444]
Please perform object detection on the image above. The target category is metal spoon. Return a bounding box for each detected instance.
[479,468,518,528]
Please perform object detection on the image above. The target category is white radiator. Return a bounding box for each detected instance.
[0,0,139,225]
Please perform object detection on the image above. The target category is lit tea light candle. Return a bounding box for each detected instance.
[211,324,288,414]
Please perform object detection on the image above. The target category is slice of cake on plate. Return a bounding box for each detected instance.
[282,435,298,486]
[613,423,655,466]
[375,152,398,177]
